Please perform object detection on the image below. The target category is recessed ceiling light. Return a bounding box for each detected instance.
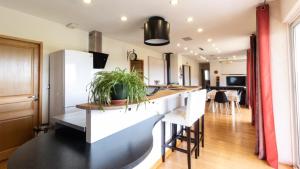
[184,47,188,50]
[197,28,203,32]
[233,55,236,58]
[170,0,178,6]
[177,43,181,47]
[217,57,220,59]
[194,53,198,56]
[207,38,212,42]
[121,16,128,22]
[190,50,194,54]
[215,47,219,50]
[83,0,92,4]
[187,17,193,23]
[212,43,216,47]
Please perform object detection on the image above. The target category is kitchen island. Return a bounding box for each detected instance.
[76,87,200,143]
[8,87,201,169]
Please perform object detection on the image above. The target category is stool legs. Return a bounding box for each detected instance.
[186,127,191,169]
[161,120,201,169]
[171,124,177,152]
[161,121,166,162]
[201,115,205,148]
[194,119,200,158]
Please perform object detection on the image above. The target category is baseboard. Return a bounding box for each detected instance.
[151,141,182,169]
[279,163,294,169]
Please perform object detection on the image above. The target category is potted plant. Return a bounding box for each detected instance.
[88,68,147,109]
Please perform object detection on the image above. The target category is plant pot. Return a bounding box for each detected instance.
[111,83,128,105]
[111,99,127,106]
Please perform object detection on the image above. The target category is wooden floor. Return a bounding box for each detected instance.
[157,107,292,169]
[0,107,292,169]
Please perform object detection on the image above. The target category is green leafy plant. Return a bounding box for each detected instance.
[88,68,147,109]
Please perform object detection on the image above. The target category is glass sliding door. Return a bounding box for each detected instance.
[290,18,300,168]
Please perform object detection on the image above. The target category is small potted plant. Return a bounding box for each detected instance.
[88,68,147,109]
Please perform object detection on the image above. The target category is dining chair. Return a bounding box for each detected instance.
[214,91,229,114]
[235,90,242,111]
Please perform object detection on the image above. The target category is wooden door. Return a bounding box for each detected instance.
[0,36,41,161]
[130,60,144,79]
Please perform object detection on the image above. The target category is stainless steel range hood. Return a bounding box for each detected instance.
[89,31,109,69]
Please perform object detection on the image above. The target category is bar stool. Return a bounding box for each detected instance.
[161,89,207,169]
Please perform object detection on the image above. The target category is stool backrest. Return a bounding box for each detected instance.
[185,89,207,125]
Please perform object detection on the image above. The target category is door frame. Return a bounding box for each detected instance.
[0,34,43,125]
[182,64,191,86]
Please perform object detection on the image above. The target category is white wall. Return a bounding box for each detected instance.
[169,54,200,86]
[281,0,298,20]
[102,36,163,84]
[270,1,293,165]
[175,55,200,86]
[209,61,247,86]
[170,54,179,84]
[0,6,88,124]
[181,55,200,86]
[0,6,163,124]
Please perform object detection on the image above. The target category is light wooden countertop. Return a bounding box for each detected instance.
[76,86,201,110]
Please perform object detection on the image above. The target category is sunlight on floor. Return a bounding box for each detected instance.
[157,106,288,169]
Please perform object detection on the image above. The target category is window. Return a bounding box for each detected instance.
[290,18,300,168]
[204,70,210,80]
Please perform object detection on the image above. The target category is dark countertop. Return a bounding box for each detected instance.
[8,115,163,169]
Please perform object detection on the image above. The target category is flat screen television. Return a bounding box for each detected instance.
[226,76,246,86]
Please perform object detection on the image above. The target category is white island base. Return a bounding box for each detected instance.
[56,88,200,168]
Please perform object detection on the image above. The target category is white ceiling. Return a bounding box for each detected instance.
[0,0,261,61]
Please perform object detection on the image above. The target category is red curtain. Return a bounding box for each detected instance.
[256,4,278,169]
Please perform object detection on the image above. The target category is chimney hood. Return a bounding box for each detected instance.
[89,31,109,69]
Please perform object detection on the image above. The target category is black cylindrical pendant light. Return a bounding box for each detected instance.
[144,16,170,46]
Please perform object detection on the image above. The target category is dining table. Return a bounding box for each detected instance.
[207,90,239,117]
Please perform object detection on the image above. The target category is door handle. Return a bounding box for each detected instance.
[28,95,39,101]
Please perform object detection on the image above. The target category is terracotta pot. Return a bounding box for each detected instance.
[111,99,127,106]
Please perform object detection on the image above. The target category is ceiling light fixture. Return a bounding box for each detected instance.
[207,38,212,42]
[212,43,216,47]
[177,43,181,47]
[144,16,170,46]
[121,16,128,22]
[217,57,220,59]
[170,0,178,6]
[187,17,193,23]
[184,47,188,50]
[197,28,203,32]
[194,53,198,56]
[190,50,194,54]
[83,0,92,4]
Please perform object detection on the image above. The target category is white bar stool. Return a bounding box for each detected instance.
[161,89,207,169]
